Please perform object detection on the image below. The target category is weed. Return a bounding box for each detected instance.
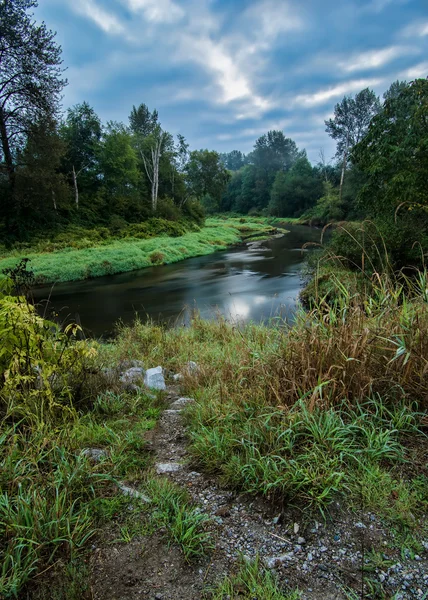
[209,555,301,600]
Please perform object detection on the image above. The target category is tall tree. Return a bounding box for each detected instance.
[61,102,102,209]
[353,79,428,216]
[0,0,66,221]
[129,103,158,137]
[140,125,170,212]
[268,156,323,217]
[186,149,230,213]
[325,88,380,202]
[15,117,69,227]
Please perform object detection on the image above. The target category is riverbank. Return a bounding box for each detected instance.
[0,217,276,284]
[1,271,427,599]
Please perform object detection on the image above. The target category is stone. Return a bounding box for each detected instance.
[170,397,194,408]
[155,462,182,474]
[264,552,294,569]
[82,448,107,462]
[297,537,306,545]
[119,367,145,388]
[118,483,151,503]
[173,373,184,382]
[144,366,166,390]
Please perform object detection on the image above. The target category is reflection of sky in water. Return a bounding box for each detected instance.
[33,225,324,336]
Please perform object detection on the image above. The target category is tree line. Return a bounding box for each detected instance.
[1,0,427,270]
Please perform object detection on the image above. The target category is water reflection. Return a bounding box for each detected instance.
[33,224,322,337]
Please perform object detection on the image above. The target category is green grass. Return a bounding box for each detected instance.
[209,556,301,600]
[0,385,164,598]
[105,270,428,529]
[0,217,276,284]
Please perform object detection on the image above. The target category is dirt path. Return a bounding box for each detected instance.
[90,390,428,600]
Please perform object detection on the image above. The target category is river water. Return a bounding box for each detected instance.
[33,224,321,337]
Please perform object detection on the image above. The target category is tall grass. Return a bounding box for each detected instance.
[0,217,274,284]
[110,270,428,520]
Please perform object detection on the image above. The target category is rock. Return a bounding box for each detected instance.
[82,448,107,462]
[170,397,194,408]
[120,367,145,388]
[155,462,182,474]
[173,373,184,382]
[186,361,199,373]
[118,483,151,503]
[264,552,294,569]
[297,537,306,545]
[144,366,166,390]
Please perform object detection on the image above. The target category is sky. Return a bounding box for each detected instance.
[36,0,427,164]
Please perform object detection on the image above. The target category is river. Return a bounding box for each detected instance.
[33,224,321,337]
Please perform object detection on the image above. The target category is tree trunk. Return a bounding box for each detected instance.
[0,106,15,193]
[339,146,348,204]
[72,165,79,209]
[52,189,57,211]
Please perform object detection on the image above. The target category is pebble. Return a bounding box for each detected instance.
[155,462,182,474]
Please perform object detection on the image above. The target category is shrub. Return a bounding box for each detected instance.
[149,251,166,264]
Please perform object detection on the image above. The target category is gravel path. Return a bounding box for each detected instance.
[91,389,428,600]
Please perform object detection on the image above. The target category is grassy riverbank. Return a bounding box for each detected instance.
[0,217,275,284]
[1,263,427,598]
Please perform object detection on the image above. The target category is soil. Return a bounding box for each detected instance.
[90,389,428,600]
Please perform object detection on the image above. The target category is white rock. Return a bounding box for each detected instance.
[144,366,166,390]
[156,462,182,474]
[173,373,184,382]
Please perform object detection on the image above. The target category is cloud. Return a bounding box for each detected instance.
[243,0,305,41]
[293,78,384,107]
[402,21,428,37]
[400,62,428,79]
[72,0,125,34]
[123,0,184,23]
[339,46,415,73]
[361,0,409,13]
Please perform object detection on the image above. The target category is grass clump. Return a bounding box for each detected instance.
[210,556,300,600]
[144,477,211,561]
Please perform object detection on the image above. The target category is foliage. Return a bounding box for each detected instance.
[325,88,381,160]
[0,0,66,226]
[185,149,231,213]
[268,156,323,217]
[353,79,428,224]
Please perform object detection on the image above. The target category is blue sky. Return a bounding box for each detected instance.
[37,0,427,163]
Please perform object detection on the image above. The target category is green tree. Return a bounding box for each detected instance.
[98,122,143,220]
[325,88,381,201]
[268,157,323,217]
[0,0,66,223]
[129,103,158,137]
[353,79,428,216]
[15,118,70,229]
[61,102,102,209]
[352,79,428,268]
[221,150,246,171]
[186,150,230,213]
